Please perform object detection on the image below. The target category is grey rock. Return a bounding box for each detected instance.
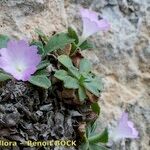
[0,0,67,39]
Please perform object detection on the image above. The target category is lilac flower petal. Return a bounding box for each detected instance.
[0,40,41,81]
[112,112,138,141]
[80,7,110,39]
[127,121,139,137]
[21,66,37,81]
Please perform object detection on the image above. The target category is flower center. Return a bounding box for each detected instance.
[15,64,25,73]
[16,67,22,72]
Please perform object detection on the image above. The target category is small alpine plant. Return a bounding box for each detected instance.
[0,7,138,150]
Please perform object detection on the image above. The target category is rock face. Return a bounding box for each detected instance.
[0,0,67,38]
[65,0,150,150]
[0,0,150,150]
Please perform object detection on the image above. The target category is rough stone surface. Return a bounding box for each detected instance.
[0,0,67,39]
[0,0,150,150]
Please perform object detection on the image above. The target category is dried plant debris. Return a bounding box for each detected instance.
[0,80,93,150]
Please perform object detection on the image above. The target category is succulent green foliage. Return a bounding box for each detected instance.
[31,28,48,56]
[28,59,51,88]
[29,75,51,89]
[79,58,92,73]
[54,55,103,101]
[32,27,94,57]
[91,102,100,115]
[68,27,79,44]
[0,72,12,82]
[79,123,109,150]
[44,33,75,54]
[31,29,48,55]
[32,31,75,55]
[79,40,94,50]
[37,60,50,70]
[0,34,9,48]
[67,27,94,54]
[88,128,109,144]
[35,69,49,76]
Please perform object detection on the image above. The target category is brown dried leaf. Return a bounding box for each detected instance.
[85,111,98,122]
[86,90,99,103]
[78,122,86,138]
[71,51,84,68]
[57,44,72,55]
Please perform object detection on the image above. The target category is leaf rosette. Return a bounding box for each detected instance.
[54,55,103,103]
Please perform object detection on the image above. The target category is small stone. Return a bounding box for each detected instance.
[39,104,52,111]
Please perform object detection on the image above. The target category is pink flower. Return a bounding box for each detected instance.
[0,40,41,81]
[112,112,138,141]
[80,7,110,39]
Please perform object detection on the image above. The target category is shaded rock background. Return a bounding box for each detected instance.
[0,0,150,150]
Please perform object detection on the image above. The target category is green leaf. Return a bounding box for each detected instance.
[91,103,100,115]
[35,69,49,76]
[68,27,79,44]
[37,60,50,70]
[86,123,97,137]
[0,34,9,48]
[92,77,103,91]
[88,128,108,144]
[63,76,79,89]
[69,67,81,79]
[70,42,79,55]
[58,55,80,79]
[55,69,80,89]
[79,58,92,73]
[78,86,87,101]
[79,40,94,50]
[54,69,68,80]
[81,72,93,81]
[44,33,75,53]
[84,82,100,97]
[97,128,109,143]
[80,123,108,150]
[58,55,73,68]
[29,75,51,89]
[0,72,11,82]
